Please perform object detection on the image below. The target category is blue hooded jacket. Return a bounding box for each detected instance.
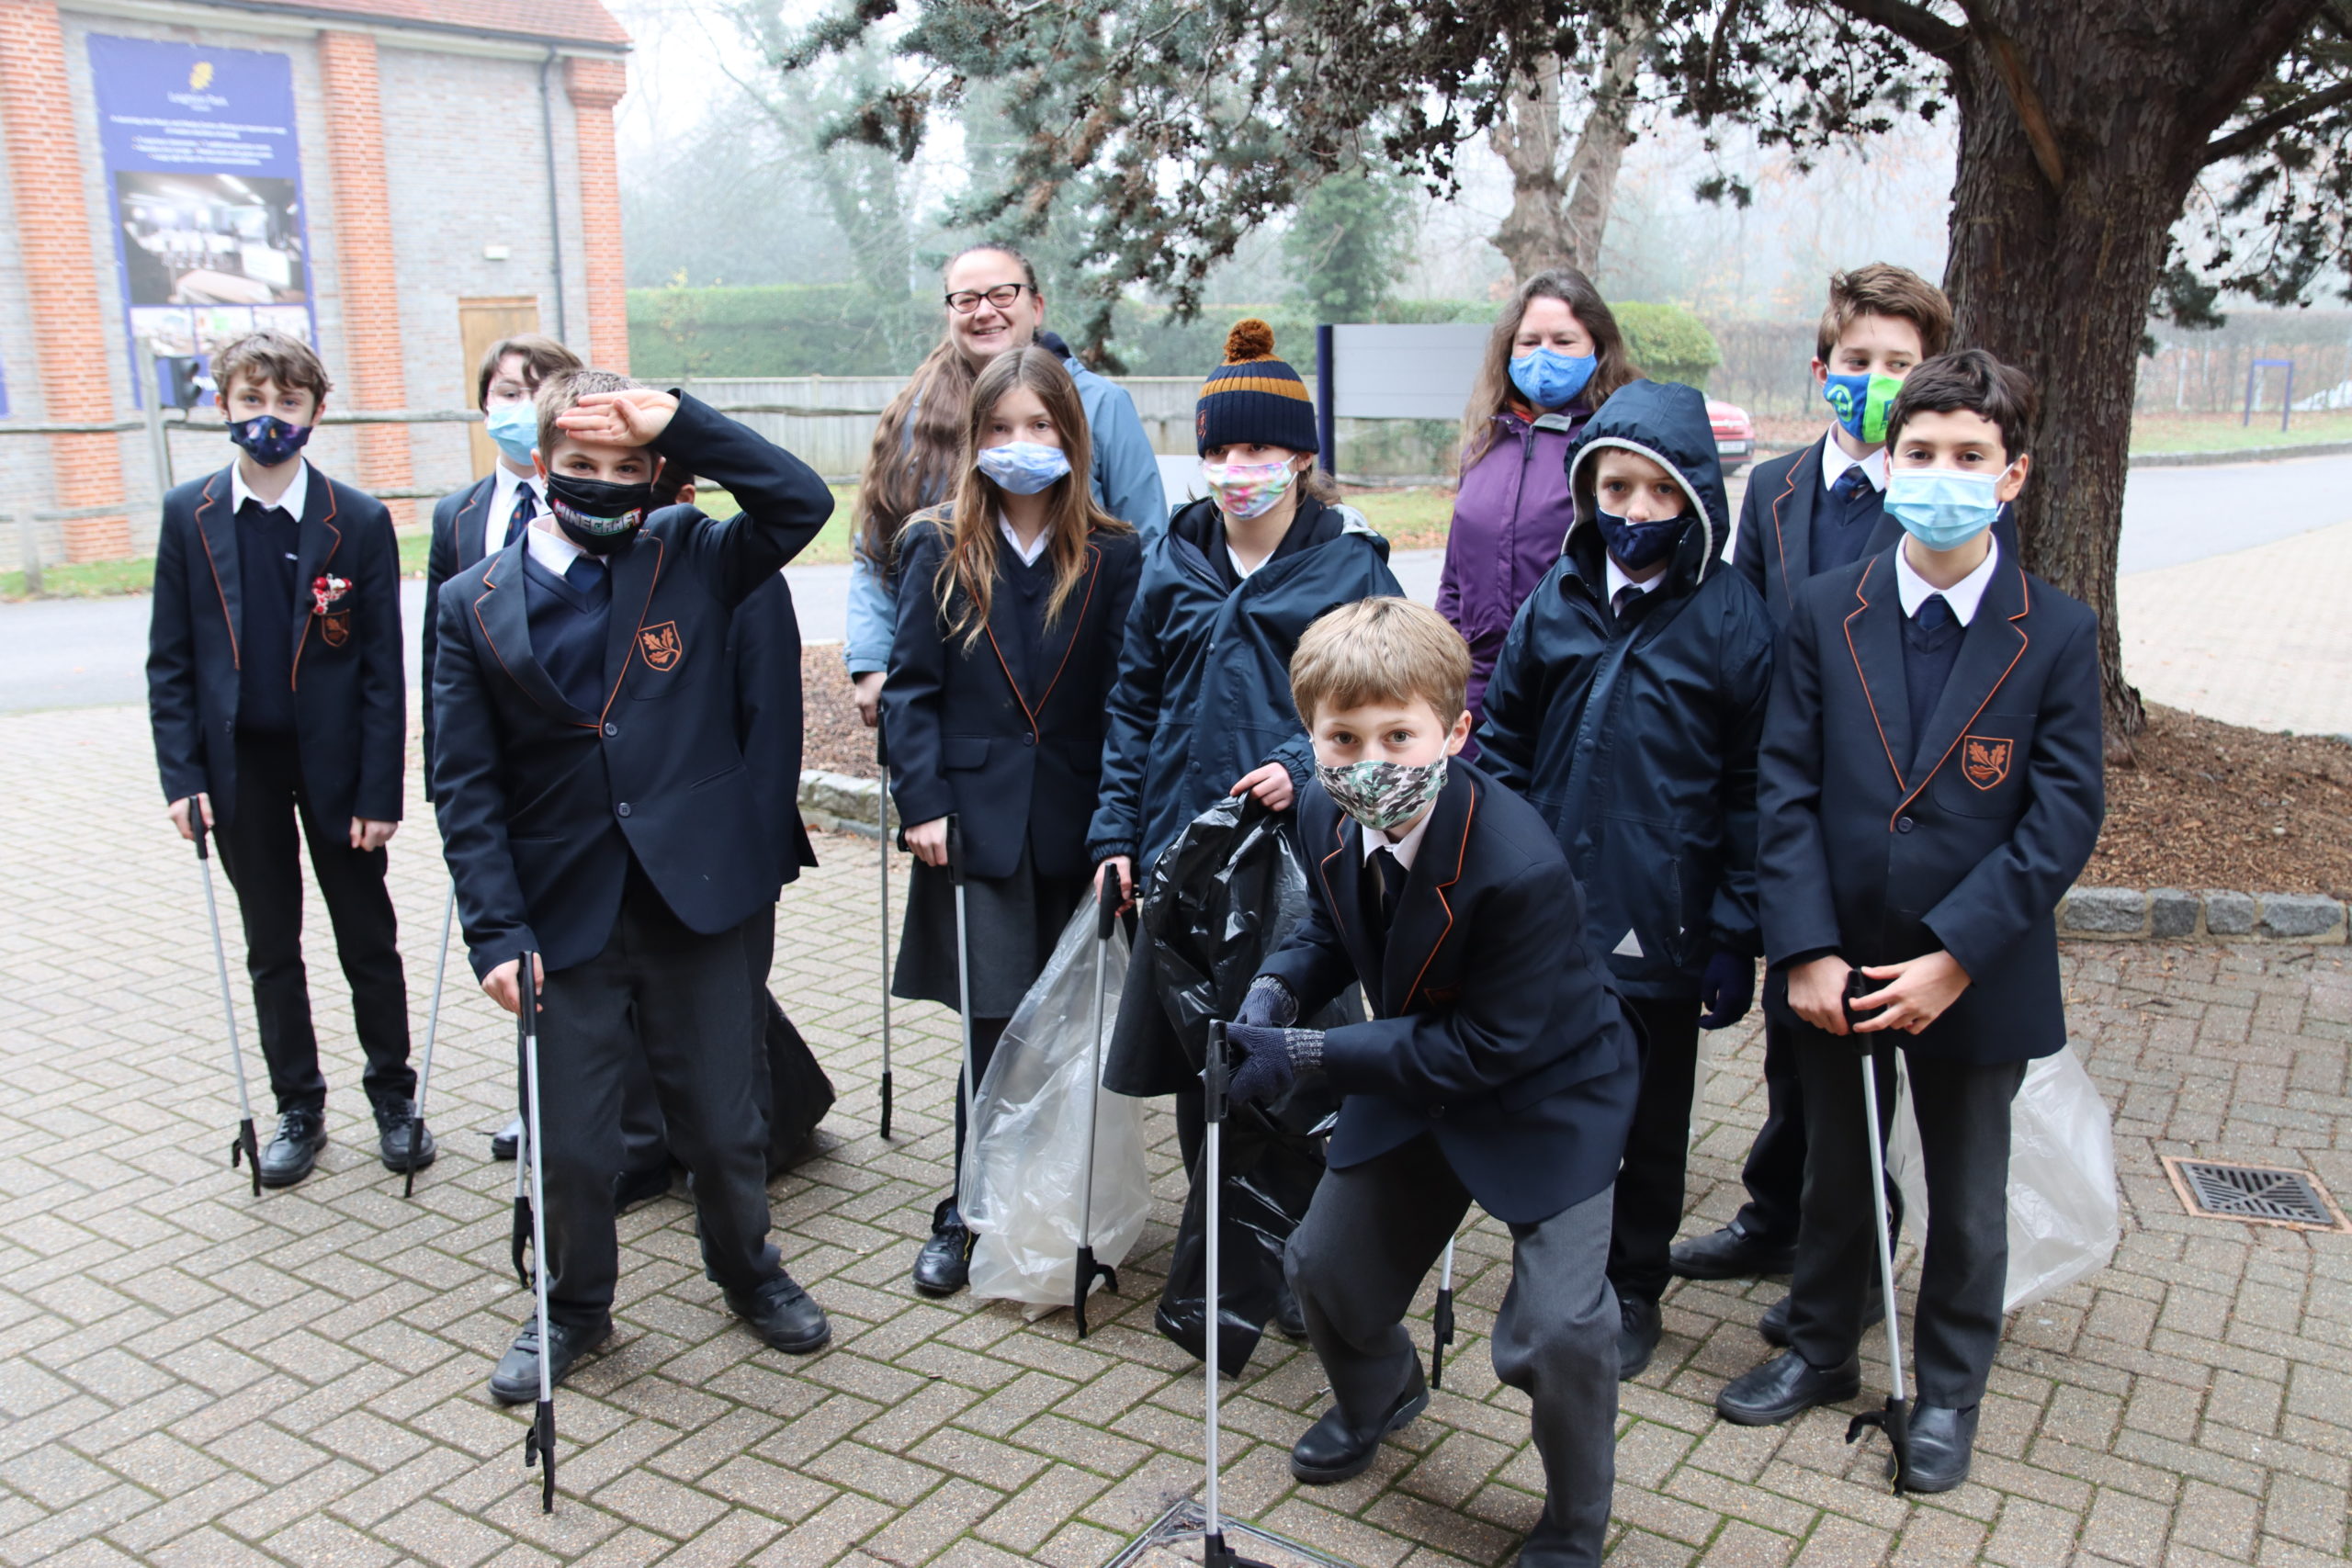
[1474,379,1776,999]
[1088,493,1401,870]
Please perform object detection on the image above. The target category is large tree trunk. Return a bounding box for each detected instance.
[1487,28,1648,281]
[1937,0,2322,761]
[1558,28,1646,275]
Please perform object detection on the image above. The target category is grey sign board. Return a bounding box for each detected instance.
[1327,323,1491,420]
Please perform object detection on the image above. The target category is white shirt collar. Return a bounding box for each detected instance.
[999,515,1050,567]
[1227,544,1262,581]
[1819,437,1886,495]
[523,515,591,579]
[1603,554,1666,605]
[1894,536,1999,626]
[1360,798,1439,872]
[230,457,310,524]
[490,461,543,534]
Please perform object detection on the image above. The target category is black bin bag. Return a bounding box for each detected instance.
[1142,795,1360,1374]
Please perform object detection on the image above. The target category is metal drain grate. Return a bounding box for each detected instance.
[2163,1156,2350,1232]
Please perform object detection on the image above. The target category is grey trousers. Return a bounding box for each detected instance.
[1285,1135,1618,1568]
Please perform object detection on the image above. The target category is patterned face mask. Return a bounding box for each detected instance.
[1201,457,1295,521]
[976,440,1072,494]
[1316,755,1449,834]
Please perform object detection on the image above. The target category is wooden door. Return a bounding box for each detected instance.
[458,297,543,479]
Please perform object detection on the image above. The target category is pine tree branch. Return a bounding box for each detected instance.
[1821,0,1967,59]
[2201,77,2352,165]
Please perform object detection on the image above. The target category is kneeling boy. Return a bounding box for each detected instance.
[1223,598,1639,1567]
[432,370,836,1401]
[1714,350,2103,1493]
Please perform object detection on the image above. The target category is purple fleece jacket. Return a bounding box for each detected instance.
[1436,406,1590,734]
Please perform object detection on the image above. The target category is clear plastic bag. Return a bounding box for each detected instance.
[960,903,1152,1307]
[1886,1044,2120,1313]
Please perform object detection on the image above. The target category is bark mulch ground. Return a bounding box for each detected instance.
[801,648,2352,897]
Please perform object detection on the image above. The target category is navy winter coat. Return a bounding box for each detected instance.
[1475,380,1776,1000]
[1086,495,1402,870]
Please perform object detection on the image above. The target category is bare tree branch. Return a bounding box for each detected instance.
[1820,0,1966,59]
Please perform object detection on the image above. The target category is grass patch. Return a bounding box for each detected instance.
[1,556,158,601]
[1340,487,1457,551]
[677,484,861,566]
[2128,411,2352,454]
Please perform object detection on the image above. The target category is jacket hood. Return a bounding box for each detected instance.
[1561,380,1729,581]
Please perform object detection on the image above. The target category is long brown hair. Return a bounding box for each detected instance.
[926,347,1131,651]
[856,243,1043,568]
[1457,267,1639,470]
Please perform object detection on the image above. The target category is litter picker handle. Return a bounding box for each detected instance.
[189,800,210,860]
[945,815,966,888]
[1096,865,1118,939]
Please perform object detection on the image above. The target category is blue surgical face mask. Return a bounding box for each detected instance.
[484,400,538,465]
[1884,466,2010,551]
[1509,347,1598,410]
[976,441,1071,495]
[1594,507,1684,572]
[228,413,313,468]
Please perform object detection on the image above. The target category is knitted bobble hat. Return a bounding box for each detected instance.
[1195,318,1319,457]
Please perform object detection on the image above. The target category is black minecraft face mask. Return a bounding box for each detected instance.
[545,468,662,556]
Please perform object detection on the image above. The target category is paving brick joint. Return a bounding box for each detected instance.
[4,704,2349,1567]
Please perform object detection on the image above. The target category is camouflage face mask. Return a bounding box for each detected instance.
[1315,755,1449,834]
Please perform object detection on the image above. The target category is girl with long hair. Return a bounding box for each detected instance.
[880,347,1144,1296]
[1437,267,1642,736]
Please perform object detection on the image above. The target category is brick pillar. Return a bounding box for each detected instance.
[316,30,412,518]
[0,0,129,560]
[565,57,629,372]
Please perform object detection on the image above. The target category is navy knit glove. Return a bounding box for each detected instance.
[1237,975,1300,1028]
[1223,1021,1323,1106]
[1697,950,1756,1030]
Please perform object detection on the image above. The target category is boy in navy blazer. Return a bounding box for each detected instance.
[1714,351,2103,1494]
[430,369,835,1402]
[147,330,419,1188]
[1223,598,1639,1568]
[1685,265,1956,1293]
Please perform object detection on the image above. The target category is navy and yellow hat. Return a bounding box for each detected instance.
[1195,319,1318,456]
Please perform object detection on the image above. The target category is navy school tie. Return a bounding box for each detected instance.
[504,484,539,548]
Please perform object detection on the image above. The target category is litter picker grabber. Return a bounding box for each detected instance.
[1072,873,1121,1337]
[1199,1022,1274,1568]
[1430,1236,1457,1390]
[510,1149,533,1291]
[401,882,457,1198]
[877,722,895,1140]
[1841,979,1912,1492]
[515,953,559,1513]
[190,807,261,1196]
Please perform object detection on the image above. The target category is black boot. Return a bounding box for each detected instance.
[1290,1367,1430,1484]
[727,1273,832,1354]
[1618,1294,1662,1381]
[489,1314,611,1404]
[912,1200,973,1296]
[259,1111,328,1188]
[375,1100,437,1173]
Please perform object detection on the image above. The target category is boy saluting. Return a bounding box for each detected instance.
[147,330,421,1187]
[1714,350,2103,1493]
[1222,598,1639,1568]
[430,371,835,1402]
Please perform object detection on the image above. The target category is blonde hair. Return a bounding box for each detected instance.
[535,367,642,458]
[1290,597,1472,728]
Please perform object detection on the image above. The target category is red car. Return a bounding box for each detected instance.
[1709,398,1755,474]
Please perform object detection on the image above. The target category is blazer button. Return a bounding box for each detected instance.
[1430,1104,1446,1119]
[1896,815,1915,833]
[616,802,632,818]
[1022,733,1035,746]
[604,722,618,737]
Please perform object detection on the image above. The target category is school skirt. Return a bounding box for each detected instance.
[892,840,1089,1018]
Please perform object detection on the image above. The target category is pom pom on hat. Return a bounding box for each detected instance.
[1224,318,1278,364]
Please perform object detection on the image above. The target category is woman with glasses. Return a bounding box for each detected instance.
[844,245,1166,728]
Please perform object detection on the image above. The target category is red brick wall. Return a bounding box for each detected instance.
[0,0,129,560]
[565,56,628,373]
[316,29,413,520]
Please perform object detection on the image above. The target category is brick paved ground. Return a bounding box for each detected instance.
[3,705,2348,1568]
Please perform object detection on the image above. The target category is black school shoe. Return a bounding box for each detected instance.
[490,1314,612,1404]
[491,1117,524,1161]
[1290,1367,1430,1484]
[375,1100,438,1173]
[1669,1220,1797,1280]
[727,1274,831,1354]
[1897,1404,1979,1492]
[614,1162,672,1213]
[1757,1280,1883,1348]
[1618,1295,1662,1381]
[259,1111,328,1187]
[1714,1350,1862,1426]
[1273,1280,1310,1342]
[911,1201,974,1296]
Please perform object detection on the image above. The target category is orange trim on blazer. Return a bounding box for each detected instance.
[1889,565,2032,827]
[1842,557,1907,793]
[192,474,239,670]
[471,550,602,727]
[1397,787,1476,1014]
[599,534,666,727]
[287,485,341,690]
[1768,459,1802,608]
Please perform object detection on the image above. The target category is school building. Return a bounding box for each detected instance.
[0,0,632,563]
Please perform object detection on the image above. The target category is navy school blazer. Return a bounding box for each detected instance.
[1255,763,1641,1224]
[882,516,1145,882]
[420,471,497,765]
[428,394,833,978]
[146,462,405,830]
[1757,545,2104,1063]
[1733,434,2019,628]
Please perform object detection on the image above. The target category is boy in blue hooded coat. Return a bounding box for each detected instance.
[1476,379,1777,1380]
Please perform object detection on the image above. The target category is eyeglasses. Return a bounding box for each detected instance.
[944,283,1033,314]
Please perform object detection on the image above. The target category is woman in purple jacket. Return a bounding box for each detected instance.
[1438,268,1642,738]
